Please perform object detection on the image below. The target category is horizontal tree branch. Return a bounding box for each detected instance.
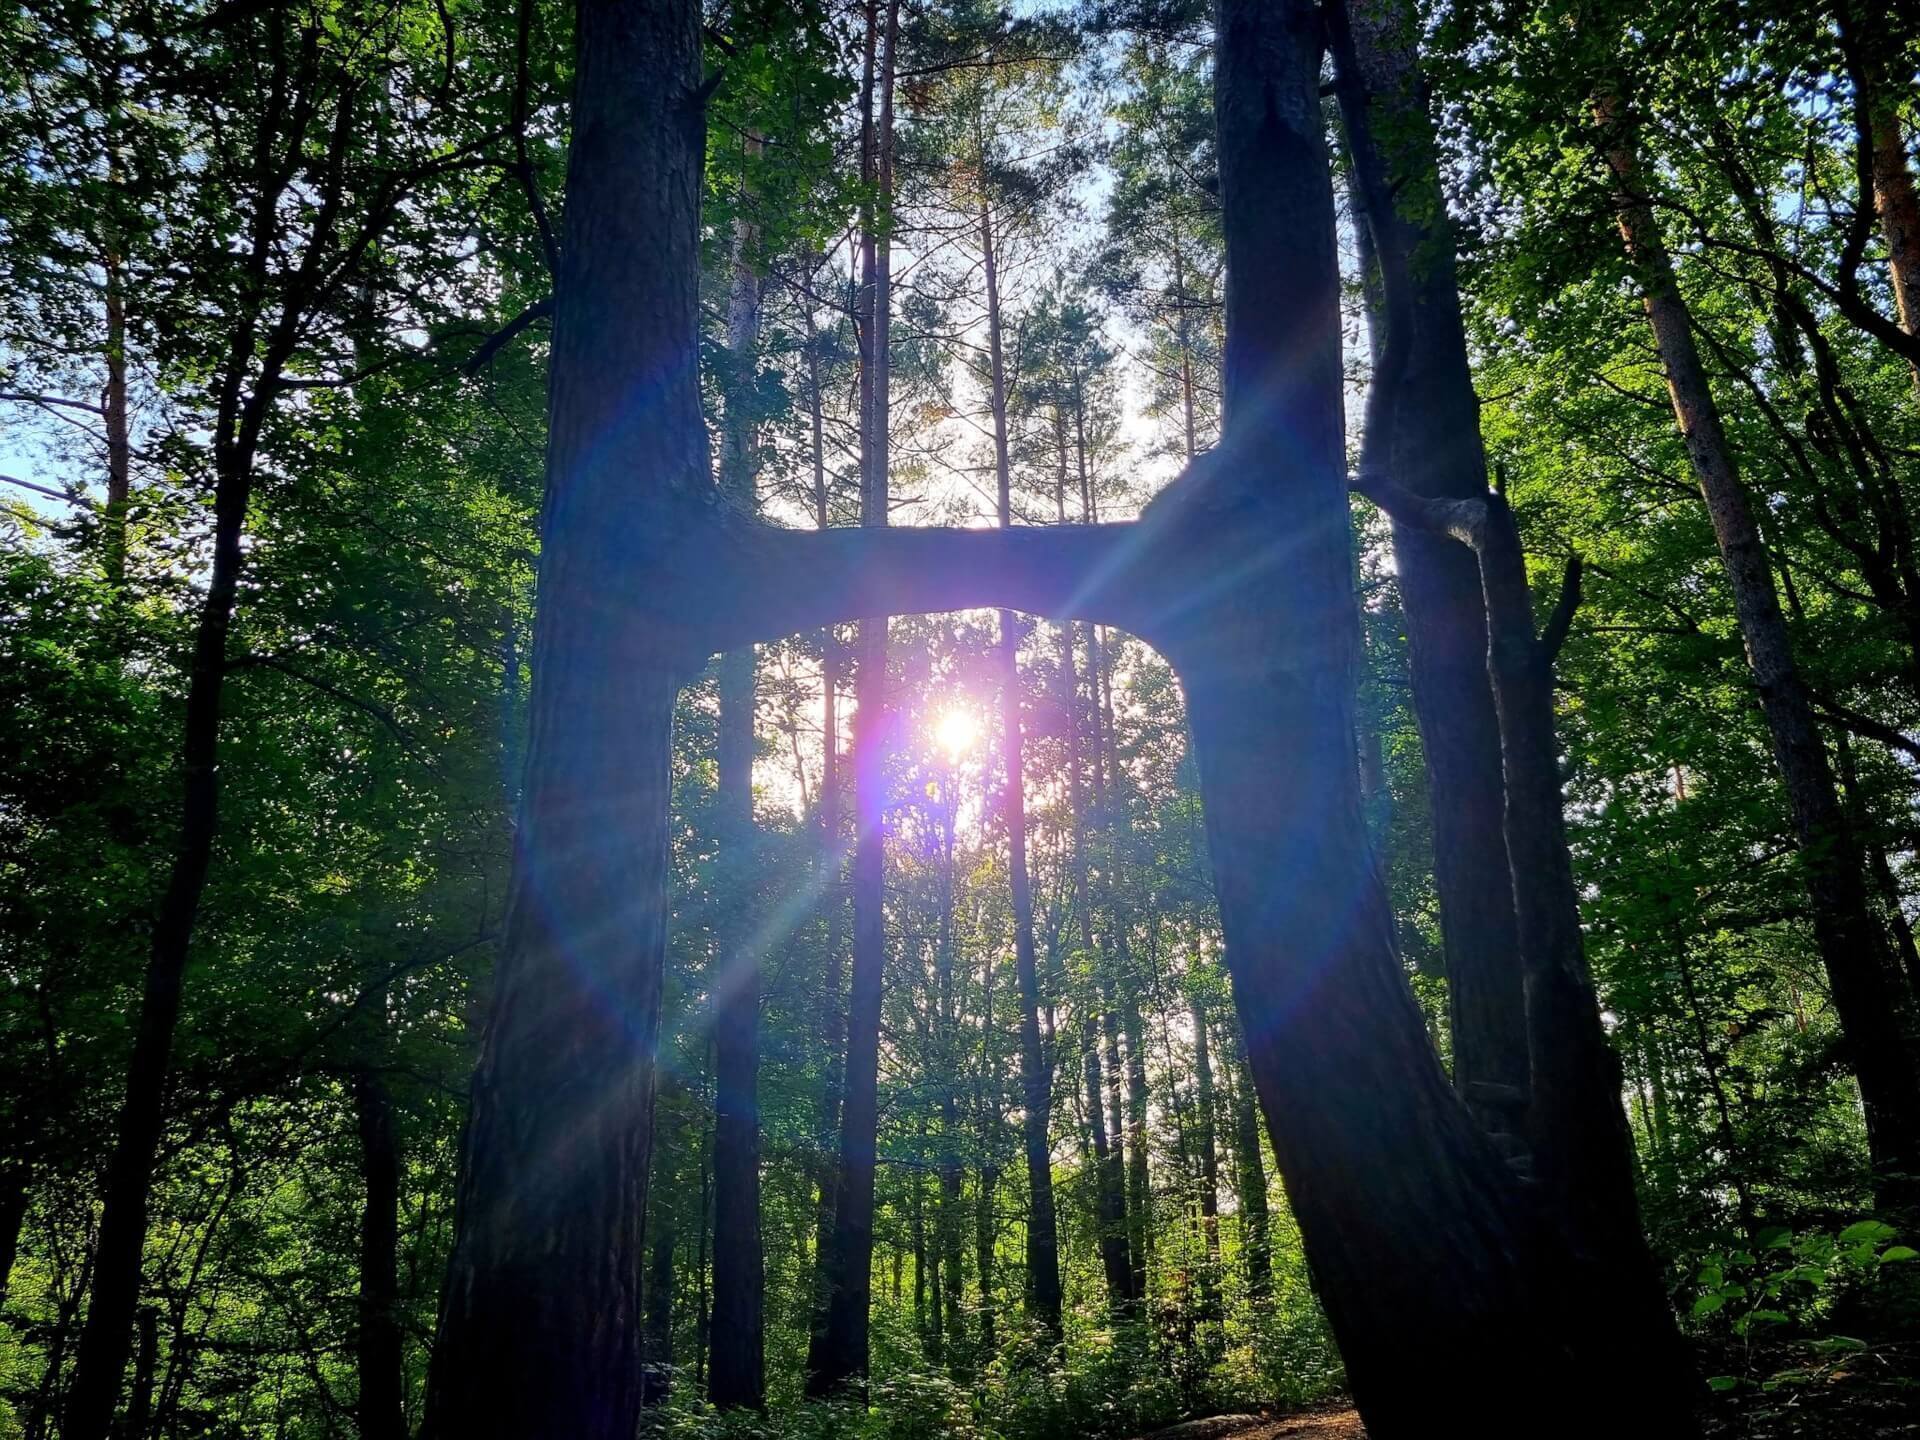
[702,519,1157,653]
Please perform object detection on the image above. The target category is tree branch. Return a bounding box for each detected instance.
[1812,695,1920,765]
[1540,554,1585,661]
[463,296,554,374]
[703,519,1155,652]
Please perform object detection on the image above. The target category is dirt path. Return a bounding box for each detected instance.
[1141,1409,1365,1440]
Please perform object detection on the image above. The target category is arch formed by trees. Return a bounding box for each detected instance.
[417,3,1692,1439]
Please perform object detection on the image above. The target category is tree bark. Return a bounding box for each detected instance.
[1179,6,1679,1432]
[809,0,900,1396]
[642,1136,676,1406]
[1598,88,1920,1212]
[1839,0,1920,388]
[420,3,709,1433]
[980,187,1065,1340]
[1189,998,1222,1325]
[0,1162,27,1314]
[934,766,966,1359]
[353,1063,407,1440]
[708,136,767,1415]
[804,276,848,1368]
[1328,0,1532,1144]
[1226,1023,1271,1301]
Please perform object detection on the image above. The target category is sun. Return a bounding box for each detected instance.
[934,707,981,761]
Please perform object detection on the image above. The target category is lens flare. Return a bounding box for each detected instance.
[935,707,980,761]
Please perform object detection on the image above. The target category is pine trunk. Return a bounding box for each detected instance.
[809,0,899,1395]
[353,1063,407,1440]
[1599,90,1920,1211]
[420,4,708,1432]
[982,188,1064,1338]
[708,140,767,1415]
[1183,7,1671,1432]
[1330,0,1531,1142]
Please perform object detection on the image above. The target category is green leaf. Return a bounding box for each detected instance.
[1838,1220,1896,1246]
[1705,1376,1741,1392]
[1809,1336,1868,1353]
[1878,1246,1918,1263]
[1692,1292,1726,1316]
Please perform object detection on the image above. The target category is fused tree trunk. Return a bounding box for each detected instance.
[1168,5,1692,1432]
[1598,89,1920,1212]
[810,0,900,1396]
[708,139,767,1415]
[1354,466,1697,1417]
[981,188,1064,1339]
[396,0,1715,1431]
[1328,0,1531,1147]
[353,1062,407,1440]
[420,4,710,1434]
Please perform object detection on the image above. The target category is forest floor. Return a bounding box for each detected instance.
[1141,1409,1364,1440]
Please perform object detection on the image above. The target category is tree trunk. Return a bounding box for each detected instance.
[0,1162,27,1314]
[1329,0,1532,1144]
[63,317,261,1440]
[353,1063,407,1440]
[1189,999,1223,1325]
[1840,0,1920,388]
[116,1307,157,1440]
[420,3,709,1433]
[1226,1024,1271,1301]
[103,245,132,590]
[1598,88,1920,1212]
[1121,984,1153,1300]
[1376,486,1697,1416]
[805,286,847,1365]
[708,138,767,1415]
[935,766,966,1358]
[1181,7,1678,1432]
[809,0,900,1396]
[1082,1006,1135,1313]
[642,1144,676,1406]
[981,187,1064,1339]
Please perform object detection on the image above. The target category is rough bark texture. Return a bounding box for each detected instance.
[353,1063,407,1440]
[804,279,847,1375]
[1189,1000,1223,1323]
[934,773,965,1359]
[1358,466,1700,1419]
[1840,1,1920,381]
[708,142,767,1415]
[1600,90,1920,1211]
[1329,0,1531,1143]
[1173,5,1652,1432]
[0,1163,27,1314]
[809,0,899,1396]
[419,3,709,1433]
[1226,1024,1271,1300]
[1082,1006,1135,1312]
[642,1140,676,1406]
[983,189,1064,1340]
